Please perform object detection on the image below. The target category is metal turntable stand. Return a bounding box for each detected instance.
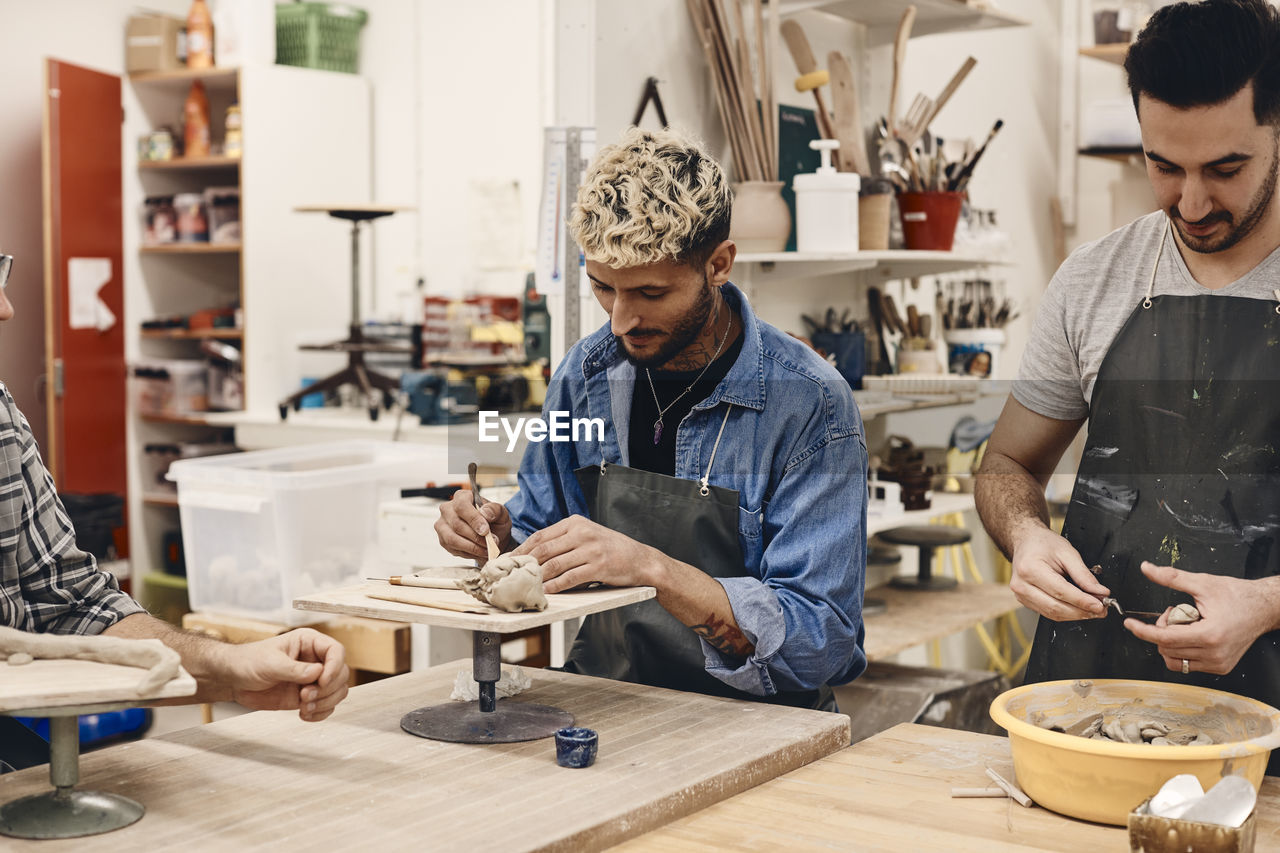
[0,661,195,839]
[294,582,655,744]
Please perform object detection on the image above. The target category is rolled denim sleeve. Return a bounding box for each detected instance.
[701,430,868,695]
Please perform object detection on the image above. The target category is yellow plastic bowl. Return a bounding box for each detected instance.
[989,679,1280,825]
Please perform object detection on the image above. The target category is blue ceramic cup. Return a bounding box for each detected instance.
[554,727,598,768]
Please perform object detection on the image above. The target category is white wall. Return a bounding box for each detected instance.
[359,0,553,315]
[0,0,190,449]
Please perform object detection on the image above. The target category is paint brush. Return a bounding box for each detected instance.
[366,576,462,591]
[947,118,1003,191]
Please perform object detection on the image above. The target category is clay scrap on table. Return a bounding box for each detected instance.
[0,624,182,696]
[461,554,548,612]
[450,666,532,701]
[1044,710,1215,745]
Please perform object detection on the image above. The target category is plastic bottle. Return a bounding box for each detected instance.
[186,0,215,69]
[183,80,211,158]
[794,140,861,253]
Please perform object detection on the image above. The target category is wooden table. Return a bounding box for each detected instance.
[615,723,1280,852]
[0,662,849,851]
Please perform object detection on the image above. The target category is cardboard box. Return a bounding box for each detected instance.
[126,13,184,73]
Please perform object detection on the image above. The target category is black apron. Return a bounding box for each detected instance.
[1025,226,1280,770]
[564,406,835,711]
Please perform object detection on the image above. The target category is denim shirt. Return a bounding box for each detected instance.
[505,282,868,696]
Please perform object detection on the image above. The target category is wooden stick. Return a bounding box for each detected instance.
[752,0,774,179]
[485,533,500,562]
[366,590,497,615]
[985,768,1033,807]
[888,5,917,136]
[728,0,766,180]
[706,0,760,180]
[687,0,747,172]
[950,787,1008,798]
[921,56,977,132]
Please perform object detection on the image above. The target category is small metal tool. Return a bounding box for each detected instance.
[468,462,500,562]
[1100,597,1164,621]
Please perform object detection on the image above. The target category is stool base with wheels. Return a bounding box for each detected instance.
[878,525,971,590]
[278,204,414,421]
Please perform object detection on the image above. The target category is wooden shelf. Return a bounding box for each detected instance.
[141,243,241,255]
[129,67,238,90]
[736,249,1007,281]
[140,412,214,426]
[142,494,180,508]
[779,0,1029,39]
[1080,43,1129,65]
[139,155,240,171]
[141,327,242,340]
[1079,146,1144,164]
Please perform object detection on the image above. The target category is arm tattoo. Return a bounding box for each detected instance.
[691,613,754,657]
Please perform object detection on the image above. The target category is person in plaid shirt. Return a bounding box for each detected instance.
[0,262,349,770]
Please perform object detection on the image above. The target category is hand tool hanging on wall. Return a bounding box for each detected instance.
[632,76,670,128]
[780,19,838,161]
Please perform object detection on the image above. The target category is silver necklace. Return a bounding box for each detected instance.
[645,309,734,445]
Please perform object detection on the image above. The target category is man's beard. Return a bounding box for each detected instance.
[618,279,716,369]
[1171,142,1279,254]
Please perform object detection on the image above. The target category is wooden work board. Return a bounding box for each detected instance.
[0,661,849,852]
[0,659,196,714]
[294,582,656,633]
[862,583,1021,661]
[617,722,1280,852]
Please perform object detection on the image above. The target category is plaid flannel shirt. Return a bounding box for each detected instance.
[0,384,142,634]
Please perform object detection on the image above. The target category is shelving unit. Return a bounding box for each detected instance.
[122,64,372,619]
[777,0,1029,39]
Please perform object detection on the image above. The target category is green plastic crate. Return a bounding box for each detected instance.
[275,3,368,74]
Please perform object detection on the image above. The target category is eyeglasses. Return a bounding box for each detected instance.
[0,255,11,291]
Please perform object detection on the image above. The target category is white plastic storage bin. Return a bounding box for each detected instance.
[167,441,444,625]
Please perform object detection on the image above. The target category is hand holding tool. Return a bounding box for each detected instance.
[468,462,500,562]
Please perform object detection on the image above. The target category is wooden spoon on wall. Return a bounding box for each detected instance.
[827,50,870,175]
[888,5,917,136]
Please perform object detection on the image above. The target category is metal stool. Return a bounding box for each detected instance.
[878,524,971,590]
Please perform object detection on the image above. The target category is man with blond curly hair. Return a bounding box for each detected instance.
[437,128,867,709]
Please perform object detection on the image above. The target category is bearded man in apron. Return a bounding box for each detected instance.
[976,0,1280,771]
[436,127,867,710]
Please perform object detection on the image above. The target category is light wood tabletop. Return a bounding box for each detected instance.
[0,659,196,714]
[614,722,1280,852]
[294,583,656,633]
[0,661,848,852]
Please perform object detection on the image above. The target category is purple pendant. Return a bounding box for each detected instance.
[653,418,664,445]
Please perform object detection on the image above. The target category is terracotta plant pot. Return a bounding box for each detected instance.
[730,181,790,253]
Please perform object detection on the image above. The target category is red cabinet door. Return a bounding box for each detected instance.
[42,59,127,550]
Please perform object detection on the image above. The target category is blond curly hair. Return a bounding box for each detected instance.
[568,127,733,269]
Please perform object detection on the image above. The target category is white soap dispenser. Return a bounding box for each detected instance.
[794,139,861,253]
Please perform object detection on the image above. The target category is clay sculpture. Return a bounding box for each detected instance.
[0,625,181,695]
[461,554,548,612]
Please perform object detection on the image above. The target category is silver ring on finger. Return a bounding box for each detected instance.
[1181,658,1189,675]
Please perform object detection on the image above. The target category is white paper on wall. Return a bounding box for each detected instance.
[67,257,115,332]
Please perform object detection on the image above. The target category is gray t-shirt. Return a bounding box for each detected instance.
[1014,211,1280,420]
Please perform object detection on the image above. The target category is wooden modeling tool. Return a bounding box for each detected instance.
[888,5,917,136]
[780,19,838,154]
[827,50,870,175]
[365,590,497,615]
[468,461,501,562]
